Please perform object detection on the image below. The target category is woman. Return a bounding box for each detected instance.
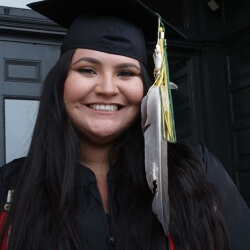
[1,0,250,249]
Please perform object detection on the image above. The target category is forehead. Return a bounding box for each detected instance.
[71,48,141,66]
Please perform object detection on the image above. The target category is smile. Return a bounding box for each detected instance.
[89,104,119,112]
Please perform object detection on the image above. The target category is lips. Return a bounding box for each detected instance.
[88,104,119,111]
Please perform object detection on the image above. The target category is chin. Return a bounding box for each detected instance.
[87,128,126,144]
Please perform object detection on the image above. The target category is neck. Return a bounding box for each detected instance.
[79,139,112,175]
[79,138,113,214]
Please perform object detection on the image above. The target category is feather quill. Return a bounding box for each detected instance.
[141,15,177,235]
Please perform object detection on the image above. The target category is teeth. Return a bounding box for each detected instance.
[89,104,119,111]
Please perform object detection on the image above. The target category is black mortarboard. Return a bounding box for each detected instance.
[28,0,186,66]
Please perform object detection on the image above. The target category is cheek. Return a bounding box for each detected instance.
[63,75,85,104]
[63,76,75,103]
[128,82,144,106]
[63,79,83,119]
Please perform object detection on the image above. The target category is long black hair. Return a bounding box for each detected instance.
[1,50,230,250]
[2,49,85,249]
[108,62,230,250]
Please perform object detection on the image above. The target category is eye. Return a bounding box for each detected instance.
[77,68,96,75]
[117,71,135,77]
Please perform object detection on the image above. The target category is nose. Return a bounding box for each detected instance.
[94,73,119,96]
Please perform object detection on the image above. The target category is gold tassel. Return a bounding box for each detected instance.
[152,17,177,143]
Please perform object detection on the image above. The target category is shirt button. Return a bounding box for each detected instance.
[110,237,115,245]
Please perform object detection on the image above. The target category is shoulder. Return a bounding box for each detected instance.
[180,142,224,174]
[181,142,208,164]
[178,141,248,205]
[0,158,26,212]
[0,157,26,184]
[170,141,210,171]
[183,142,236,187]
[181,142,240,189]
[183,142,250,248]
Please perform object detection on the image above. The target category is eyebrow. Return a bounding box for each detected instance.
[72,57,101,65]
[116,63,140,71]
[72,57,140,71]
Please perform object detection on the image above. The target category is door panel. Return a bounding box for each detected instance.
[0,40,60,166]
[4,99,39,163]
[226,39,250,207]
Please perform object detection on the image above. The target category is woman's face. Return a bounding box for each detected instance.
[64,49,144,144]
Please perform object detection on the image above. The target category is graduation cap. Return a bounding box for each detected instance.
[28,0,187,66]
